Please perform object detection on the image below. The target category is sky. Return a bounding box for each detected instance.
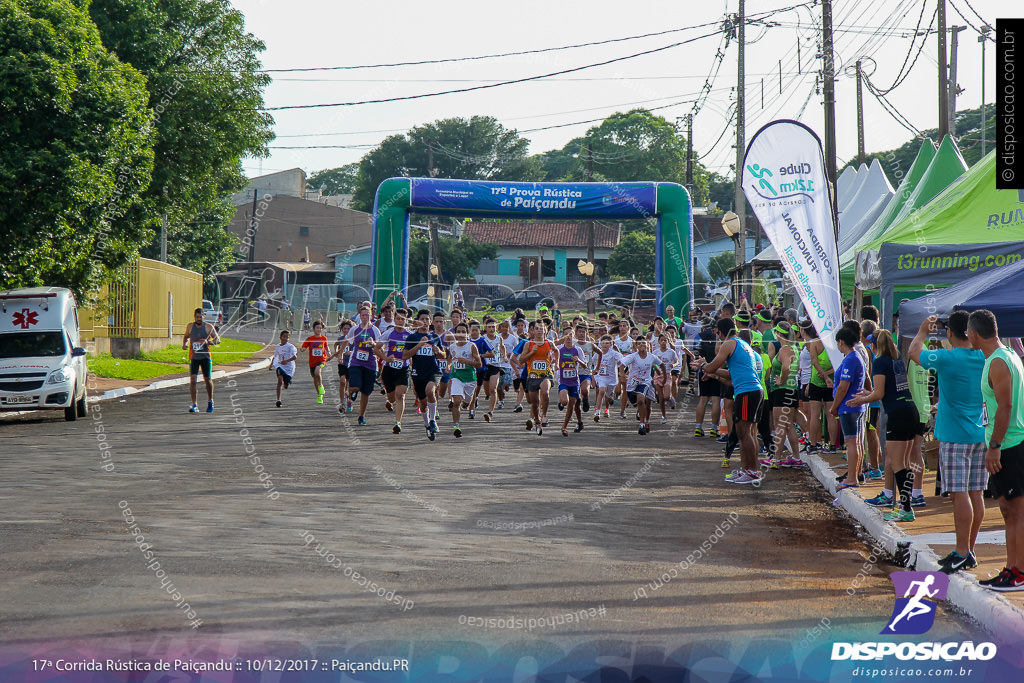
[232,0,1002,187]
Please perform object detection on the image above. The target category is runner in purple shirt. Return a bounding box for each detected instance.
[556,328,586,437]
[345,305,381,425]
[374,308,411,434]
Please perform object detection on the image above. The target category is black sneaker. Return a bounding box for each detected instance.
[988,568,1024,592]
[938,551,972,574]
[276,400,282,408]
[582,398,590,412]
[978,567,1014,588]
[513,404,523,413]
[574,423,584,433]
[557,402,565,411]
[426,426,435,441]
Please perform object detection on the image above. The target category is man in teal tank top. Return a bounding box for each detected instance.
[969,309,1024,592]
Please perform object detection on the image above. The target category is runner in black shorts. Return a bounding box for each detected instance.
[693,321,721,437]
[333,320,353,413]
[403,309,445,440]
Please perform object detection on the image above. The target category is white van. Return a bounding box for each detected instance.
[0,287,89,421]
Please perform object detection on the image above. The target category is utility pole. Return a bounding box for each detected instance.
[938,0,949,138]
[948,25,965,137]
[981,25,991,157]
[733,1,747,282]
[586,144,596,315]
[160,214,168,263]
[856,60,865,167]
[822,0,838,240]
[247,188,258,276]
[686,115,694,191]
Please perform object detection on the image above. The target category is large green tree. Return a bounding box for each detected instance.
[607,231,655,282]
[407,234,499,284]
[539,109,714,206]
[351,116,544,212]
[89,0,274,283]
[0,0,154,298]
[308,163,359,195]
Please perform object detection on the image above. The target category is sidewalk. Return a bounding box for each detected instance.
[807,445,1024,648]
[1,343,273,415]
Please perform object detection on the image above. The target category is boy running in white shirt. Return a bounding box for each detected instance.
[270,330,297,407]
[594,335,622,421]
[619,338,664,435]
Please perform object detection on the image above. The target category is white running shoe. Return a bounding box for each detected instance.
[730,469,764,485]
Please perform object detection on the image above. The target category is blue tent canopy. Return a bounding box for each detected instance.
[899,257,1024,337]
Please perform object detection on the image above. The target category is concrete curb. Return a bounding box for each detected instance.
[1,360,271,418]
[802,450,1024,645]
[90,360,271,401]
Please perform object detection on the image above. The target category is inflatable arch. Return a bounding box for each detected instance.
[370,178,692,315]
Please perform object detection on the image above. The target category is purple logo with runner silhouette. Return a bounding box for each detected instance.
[881,571,949,635]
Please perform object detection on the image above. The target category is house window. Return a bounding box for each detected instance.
[475,258,498,275]
[299,226,310,236]
[542,260,556,278]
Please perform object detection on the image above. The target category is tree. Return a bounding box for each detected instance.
[308,163,359,195]
[705,252,735,285]
[351,116,544,212]
[540,109,714,206]
[89,0,274,283]
[838,104,995,186]
[0,0,154,298]
[407,234,499,284]
[607,232,655,282]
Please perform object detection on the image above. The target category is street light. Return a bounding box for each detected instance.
[721,211,745,302]
[578,260,596,315]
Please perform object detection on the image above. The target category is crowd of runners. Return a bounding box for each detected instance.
[185,290,1024,593]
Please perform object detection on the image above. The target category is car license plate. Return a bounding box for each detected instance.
[6,395,34,404]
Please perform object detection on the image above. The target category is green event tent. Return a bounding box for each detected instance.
[853,150,1024,325]
[838,136,970,296]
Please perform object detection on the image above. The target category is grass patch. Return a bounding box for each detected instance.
[88,338,265,380]
[142,338,264,365]
[87,354,185,380]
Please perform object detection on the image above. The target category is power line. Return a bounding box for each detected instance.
[258,1,817,74]
[262,29,725,111]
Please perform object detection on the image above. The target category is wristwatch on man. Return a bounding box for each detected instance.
[989,441,1002,450]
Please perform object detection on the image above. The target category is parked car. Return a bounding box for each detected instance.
[202,299,223,327]
[0,287,88,421]
[406,294,448,313]
[597,281,657,307]
[487,290,555,312]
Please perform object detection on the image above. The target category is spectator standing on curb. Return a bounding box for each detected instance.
[969,310,1024,592]
[910,312,987,574]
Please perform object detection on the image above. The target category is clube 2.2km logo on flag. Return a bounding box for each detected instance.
[831,571,996,665]
[742,120,844,368]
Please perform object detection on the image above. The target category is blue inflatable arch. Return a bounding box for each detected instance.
[370,178,692,315]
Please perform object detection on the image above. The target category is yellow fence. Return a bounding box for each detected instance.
[82,258,203,340]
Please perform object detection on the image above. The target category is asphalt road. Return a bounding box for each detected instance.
[0,366,976,659]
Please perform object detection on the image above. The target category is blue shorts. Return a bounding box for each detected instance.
[578,374,592,384]
[348,365,376,395]
[440,373,451,383]
[838,412,864,440]
[558,383,580,399]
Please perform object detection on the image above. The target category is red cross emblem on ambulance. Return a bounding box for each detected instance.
[12,309,39,329]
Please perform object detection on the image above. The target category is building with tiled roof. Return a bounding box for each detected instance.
[462,220,621,290]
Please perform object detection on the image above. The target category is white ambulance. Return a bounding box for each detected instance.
[0,287,89,420]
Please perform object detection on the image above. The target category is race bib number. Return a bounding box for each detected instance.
[453,361,466,370]
[417,345,434,356]
[389,360,405,369]
[191,342,205,352]
[562,368,577,379]
[598,365,609,376]
[356,350,369,361]
[312,347,324,357]
[982,401,989,427]
[531,361,547,372]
